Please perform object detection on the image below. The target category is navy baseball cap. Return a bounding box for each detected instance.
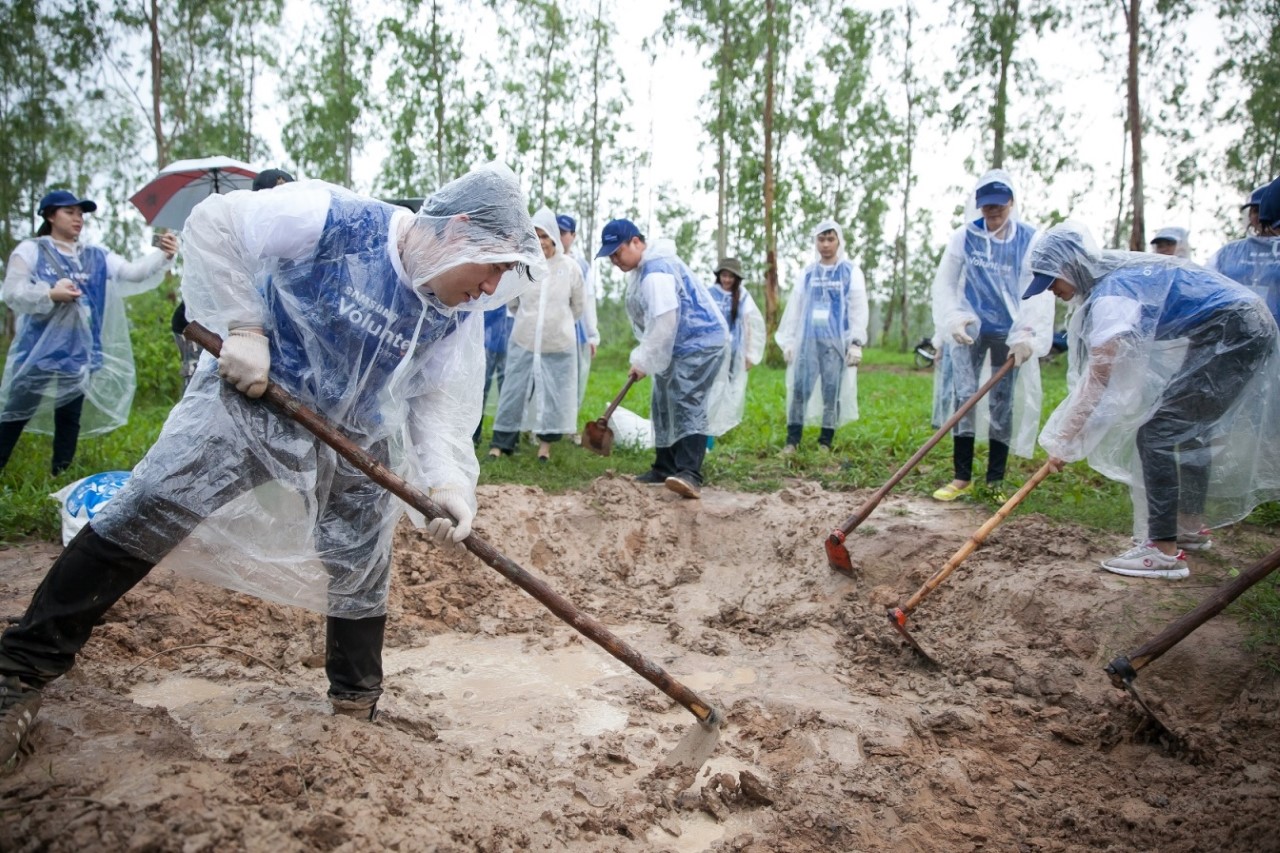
[556,214,576,234]
[596,218,642,258]
[1260,176,1280,228]
[252,168,295,191]
[38,190,97,216]
[1022,272,1057,300]
[975,181,1013,208]
[1241,185,1267,210]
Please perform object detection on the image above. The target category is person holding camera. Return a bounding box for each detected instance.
[0,190,178,475]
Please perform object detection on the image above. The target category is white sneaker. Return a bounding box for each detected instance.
[1101,543,1190,579]
[1177,528,1213,551]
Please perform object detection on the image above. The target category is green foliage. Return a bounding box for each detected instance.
[280,0,373,187]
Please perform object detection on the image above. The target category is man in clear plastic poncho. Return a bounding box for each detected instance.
[0,165,547,764]
[489,207,584,461]
[1211,178,1280,330]
[930,169,1054,501]
[775,220,869,453]
[0,190,177,475]
[1027,221,1280,580]
[597,218,728,499]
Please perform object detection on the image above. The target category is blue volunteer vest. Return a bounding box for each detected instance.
[638,255,727,355]
[266,195,466,431]
[1093,264,1249,341]
[11,240,111,373]
[1212,237,1280,327]
[962,220,1036,336]
[800,260,855,343]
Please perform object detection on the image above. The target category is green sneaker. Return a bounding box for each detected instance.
[0,676,42,773]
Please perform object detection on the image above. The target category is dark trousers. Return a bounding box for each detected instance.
[0,375,85,475]
[1138,306,1274,541]
[648,432,708,486]
[951,333,1015,482]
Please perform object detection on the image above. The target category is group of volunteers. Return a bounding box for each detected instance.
[927,168,1280,583]
[1,159,1279,775]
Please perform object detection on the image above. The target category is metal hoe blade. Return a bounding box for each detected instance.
[661,707,725,769]
[887,606,937,665]
[1105,655,1182,745]
[825,529,854,577]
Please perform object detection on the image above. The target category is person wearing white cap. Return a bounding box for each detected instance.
[1149,226,1192,259]
[0,189,178,475]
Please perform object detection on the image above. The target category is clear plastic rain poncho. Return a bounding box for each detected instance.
[0,237,170,434]
[775,221,869,427]
[491,207,584,436]
[624,239,729,446]
[1208,234,1280,329]
[91,163,547,618]
[1033,221,1280,541]
[707,279,765,436]
[930,169,1054,456]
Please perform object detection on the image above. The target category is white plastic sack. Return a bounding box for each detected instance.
[607,406,655,449]
[50,471,131,546]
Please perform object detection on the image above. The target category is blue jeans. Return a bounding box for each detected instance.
[787,338,844,437]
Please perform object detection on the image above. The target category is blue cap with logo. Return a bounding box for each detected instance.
[596,218,643,258]
[556,214,576,234]
[38,190,97,216]
[975,181,1013,208]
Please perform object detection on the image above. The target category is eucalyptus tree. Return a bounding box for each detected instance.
[484,0,581,206]
[375,0,492,198]
[280,0,373,188]
[1209,0,1280,217]
[107,0,283,169]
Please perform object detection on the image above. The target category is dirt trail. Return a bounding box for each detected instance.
[2,475,1278,851]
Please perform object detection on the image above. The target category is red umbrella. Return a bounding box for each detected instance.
[129,156,258,231]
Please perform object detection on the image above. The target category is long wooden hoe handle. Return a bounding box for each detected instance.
[900,459,1054,615]
[836,357,1016,536]
[599,376,637,423]
[184,322,721,726]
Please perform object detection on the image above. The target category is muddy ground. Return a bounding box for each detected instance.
[2,474,1279,852]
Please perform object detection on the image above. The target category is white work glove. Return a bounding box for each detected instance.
[950,317,975,346]
[782,347,794,365]
[426,487,474,551]
[1010,341,1034,366]
[845,344,862,366]
[218,328,270,398]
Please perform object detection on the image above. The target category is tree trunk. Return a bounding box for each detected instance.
[1125,0,1145,250]
[762,0,779,345]
[586,0,604,259]
[716,8,730,260]
[149,0,166,168]
[991,0,1018,168]
[899,0,917,352]
[433,0,445,185]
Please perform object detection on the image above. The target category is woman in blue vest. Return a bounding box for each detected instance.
[0,190,177,474]
[930,169,1054,501]
[1029,221,1280,579]
[0,166,547,765]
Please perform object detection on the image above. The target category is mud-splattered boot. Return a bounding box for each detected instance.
[0,676,42,773]
[330,694,379,722]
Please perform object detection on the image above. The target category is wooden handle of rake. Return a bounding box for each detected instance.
[834,357,1016,537]
[899,459,1054,616]
[1106,543,1280,688]
[183,322,721,726]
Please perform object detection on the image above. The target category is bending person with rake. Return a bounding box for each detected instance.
[1025,221,1280,580]
[0,164,547,772]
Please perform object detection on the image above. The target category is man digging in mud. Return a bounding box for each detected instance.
[0,164,547,771]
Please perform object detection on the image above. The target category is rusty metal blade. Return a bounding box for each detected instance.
[661,708,724,769]
[887,607,938,665]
